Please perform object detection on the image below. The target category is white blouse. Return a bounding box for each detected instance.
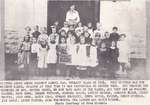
[66,10,80,23]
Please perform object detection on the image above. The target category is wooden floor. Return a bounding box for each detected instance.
[5,54,148,80]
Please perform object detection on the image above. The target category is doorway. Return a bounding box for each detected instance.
[47,0,100,34]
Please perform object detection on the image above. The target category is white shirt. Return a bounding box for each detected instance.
[31,43,39,53]
[66,10,80,23]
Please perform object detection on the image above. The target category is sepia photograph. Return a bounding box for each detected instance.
[1,0,150,80]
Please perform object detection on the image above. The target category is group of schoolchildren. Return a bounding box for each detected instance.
[18,21,130,78]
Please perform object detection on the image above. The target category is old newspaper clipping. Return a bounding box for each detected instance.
[0,0,150,105]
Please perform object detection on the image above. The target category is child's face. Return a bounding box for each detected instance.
[76,31,81,36]
[101,43,106,48]
[50,35,55,41]
[52,28,56,33]
[69,26,74,30]
[105,32,110,38]
[54,21,59,26]
[61,38,66,44]
[26,27,31,32]
[70,37,76,44]
[80,37,85,44]
[26,31,30,35]
[34,26,39,31]
[68,32,73,37]
[24,36,30,42]
[113,29,117,33]
[83,26,88,31]
[41,28,46,34]
[64,23,68,27]
[111,41,116,47]
[32,38,37,43]
[95,33,100,39]
[84,32,90,38]
[78,22,82,27]
[61,31,66,37]
[96,22,101,29]
[41,41,46,45]
[87,23,92,28]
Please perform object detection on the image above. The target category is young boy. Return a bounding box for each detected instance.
[109,27,120,43]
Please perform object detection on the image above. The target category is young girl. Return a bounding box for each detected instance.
[76,35,88,71]
[66,35,78,78]
[93,22,104,39]
[109,41,119,78]
[75,22,83,34]
[38,27,48,44]
[102,32,111,48]
[94,32,102,47]
[47,33,58,76]
[67,31,76,45]
[97,42,110,70]
[60,29,67,38]
[87,22,94,36]
[49,26,59,44]
[37,40,48,70]
[89,40,98,67]
[31,37,39,72]
[18,35,31,70]
[87,39,98,77]
[117,34,130,75]
[59,22,69,33]
[57,36,68,77]
[84,31,92,44]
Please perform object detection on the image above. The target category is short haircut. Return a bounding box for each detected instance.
[112,26,118,30]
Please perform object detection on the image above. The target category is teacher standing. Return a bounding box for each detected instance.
[66,5,80,26]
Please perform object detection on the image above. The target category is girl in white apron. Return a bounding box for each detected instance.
[47,34,58,76]
[76,35,89,78]
[37,40,48,70]
[67,36,78,77]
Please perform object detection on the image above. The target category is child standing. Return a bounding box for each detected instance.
[89,40,98,67]
[49,26,59,44]
[67,31,76,45]
[97,42,110,70]
[102,32,111,48]
[109,41,119,78]
[37,40,48,70]
[87,22,94,37]
[109,27,120,44]
[38,27,48,44]
[57,36,68,77]
[117,34,130,75]
[47,33,58,76]
[76,35,89,78]
[93,22,104,39]
[18,35,31,70]
[84,31,92,44]
[31,37,39,72]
